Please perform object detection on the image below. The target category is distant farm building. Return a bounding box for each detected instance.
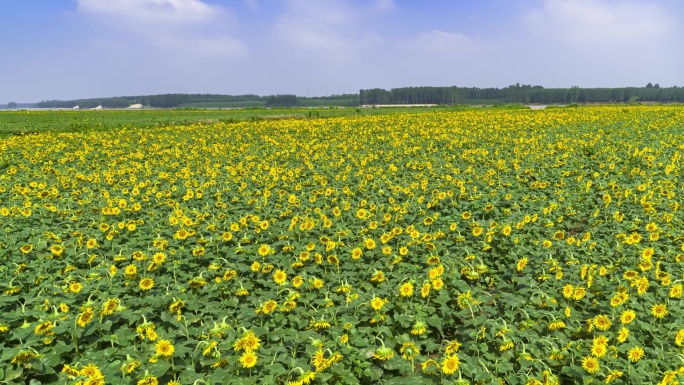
[91,105,103,110]
[128,104,143,109]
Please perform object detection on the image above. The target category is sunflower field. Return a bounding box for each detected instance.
[1,105,684,385]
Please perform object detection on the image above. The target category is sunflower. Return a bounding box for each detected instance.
[398,341,418,360]
[562,284,574,299]
[675,329,684,346]
[364,238,376,250]
[499,341,514,351]
[155,339,175,357]
[373,346,394,361]
[421,282,431,298]
[86,238,98,249]
[139,277,154,291]
[472,227,483,237]
[516,257,528,272]
[123,359,141,374]
[610,292,628,307]
[61,364,80,377]
[102,298,119,316]
[636,277,649,295]
[651,303,667,319]
[169,299,185,314]
[34,321,53,335]
[310,278,324,289]
[260,300,278,314]
[601,193,612,205]
[351,247,363,260]
[77,307,95,327]
[137,374,159,385]
[296,371,316,385]
[431,278,444,290]
[258,244,271,257]
[548,320,566,331]
[192,246,205,257]
[627,346,644,362]
[581,356,599,373]
[617,327,629,343]
[461,211,472,220]
[502,225,512,236]
[623,270,639,280]
[237,350,257,368]
[441,354,460,375]
[573,287,586,300]
[445,339,461,355]
[411,321,426,335]
[593,314,611,331]
[593,335,609,347]
[80,363,103,378]
[370,270,385,283]
[69,282,83,293]
[292,275,304,288]
[620,310,636,324]
[605,370,624,383]
[370,297,385,311]
[273,270,287,285]
[240,332,261,352]
[591,343,607,358]
[50,245,64,256]
[645,222,658,232]
[641,248,654,259]
[399,282,414,297]
[124,264,137,279]
[20,244,34,254]
[152,252,166,264]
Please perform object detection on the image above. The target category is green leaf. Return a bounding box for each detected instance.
[147,360,172,377]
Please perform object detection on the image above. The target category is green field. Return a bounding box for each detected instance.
[2,105,684,385]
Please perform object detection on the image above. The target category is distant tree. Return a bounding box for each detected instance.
[646,83,654,88]
[7,101,17,109]
[265,94,299,107]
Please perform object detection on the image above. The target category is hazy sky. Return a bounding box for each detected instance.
[1,0,683,102]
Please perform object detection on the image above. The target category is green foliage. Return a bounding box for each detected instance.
[1,106,684,384]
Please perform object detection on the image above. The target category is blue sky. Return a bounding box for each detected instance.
[1,0,683,102]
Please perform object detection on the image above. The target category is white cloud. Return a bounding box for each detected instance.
[77,0,221,24]
[77,0,246,57]
[400,30,473,54]
[524,0,676,45]
[274,0,389,61]
[153,35,247,57]
[275,17,382,61]
[517,0,681,86]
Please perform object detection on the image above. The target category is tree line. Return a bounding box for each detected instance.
[20,84,684,110]
[34,93,360,109]
[359,84,684,105]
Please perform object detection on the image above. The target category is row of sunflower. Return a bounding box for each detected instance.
[1,105,684,384]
